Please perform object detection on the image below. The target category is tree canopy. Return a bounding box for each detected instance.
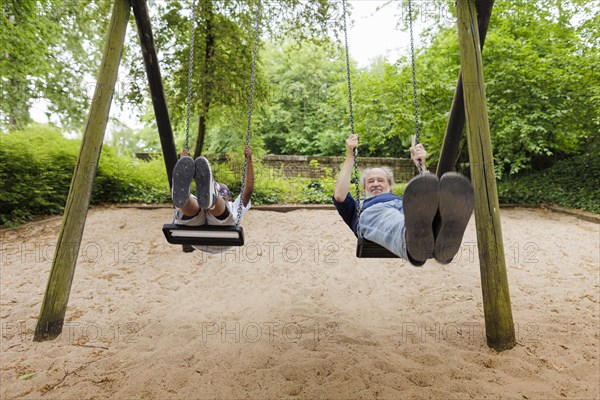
[123,0,343,157]
[1,0,597,177]
[1,0,111,130]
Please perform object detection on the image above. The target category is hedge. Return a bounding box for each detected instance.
[497,153,600,213]
[2,126,597,227]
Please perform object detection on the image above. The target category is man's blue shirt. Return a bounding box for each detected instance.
[332,192,402,237]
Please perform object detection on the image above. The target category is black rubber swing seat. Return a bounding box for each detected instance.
[354,173,440,260]
[356,238,400,258]
[162,224,245,246]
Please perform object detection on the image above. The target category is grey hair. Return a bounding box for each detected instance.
[360,167,394,188]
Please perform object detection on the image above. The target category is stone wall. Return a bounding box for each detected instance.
[262,155,417,182]
[135,153,419,182]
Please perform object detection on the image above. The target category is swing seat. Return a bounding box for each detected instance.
[356,237,400,258]
[162,224,244,246]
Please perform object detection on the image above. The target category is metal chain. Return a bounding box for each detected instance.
[236,0,261,226]
[407,0,424,174]
[185,0,198,152]
[342,0,355,139]
[342,0,363,237]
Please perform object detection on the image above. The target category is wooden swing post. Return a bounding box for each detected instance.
[130,0,178,187]
[436,0,494,177]
[34,0,131,341]
[456,0,516,351]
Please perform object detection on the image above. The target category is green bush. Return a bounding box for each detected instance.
[0,125,171,226]
[1,126,80,225]
[7,125,594,228]
[498,153,600,213]
[210,157,286,205]
[94,149,170,204]
[301,180,331,203]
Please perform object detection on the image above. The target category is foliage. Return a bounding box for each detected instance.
[352,57,428,158]
[483,1,600,176]
[0,0,111,131]
[256,40,348,155]
[124,0,344,157]
[93,151,171,205]
[0,125,169,226]
[497,153,600,213]
[0,125,79,224]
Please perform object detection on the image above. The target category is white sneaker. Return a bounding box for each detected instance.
[194,156,219,209]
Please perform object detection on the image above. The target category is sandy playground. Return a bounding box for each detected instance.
[0,205,599,399]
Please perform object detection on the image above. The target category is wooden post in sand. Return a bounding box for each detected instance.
[34,0,131,341]
[456,0,516,351]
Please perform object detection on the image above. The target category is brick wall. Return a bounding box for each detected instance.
[262,155,417,182]
[136,153,419,182]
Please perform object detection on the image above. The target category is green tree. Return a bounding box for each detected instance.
[484,0,600,174]
[257,39,348,155]
[350,0,599,174]
[0,0,110,131]
[124,0,343,158]
[351,57,414,158]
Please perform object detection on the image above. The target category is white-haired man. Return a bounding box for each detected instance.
[333,134,474,266]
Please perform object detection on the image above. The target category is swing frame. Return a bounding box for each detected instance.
[35,0,515,352]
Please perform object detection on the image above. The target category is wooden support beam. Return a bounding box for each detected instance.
[436,0,495,177]
[34,0,131,341]
[130,0,178,188]
[456,0,515,351]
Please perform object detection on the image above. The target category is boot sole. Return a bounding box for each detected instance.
[172,157,195,208]
[434,172,475,263]
[403,173,439,263]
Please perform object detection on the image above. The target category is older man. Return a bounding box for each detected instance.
[333,134,474,265]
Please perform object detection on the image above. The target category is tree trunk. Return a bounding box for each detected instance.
[195,114,207,157]
[193,0,215,159]
[5,9,32,130]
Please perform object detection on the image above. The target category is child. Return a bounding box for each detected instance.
[172,145,254,253]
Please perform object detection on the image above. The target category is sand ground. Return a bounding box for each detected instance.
[1,206,599,399]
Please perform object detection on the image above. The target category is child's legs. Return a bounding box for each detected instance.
[206,200,236,225]
[174,202,208,225]
[207,197,228,217]
[176,195,228,222]
[179,195,201,217]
